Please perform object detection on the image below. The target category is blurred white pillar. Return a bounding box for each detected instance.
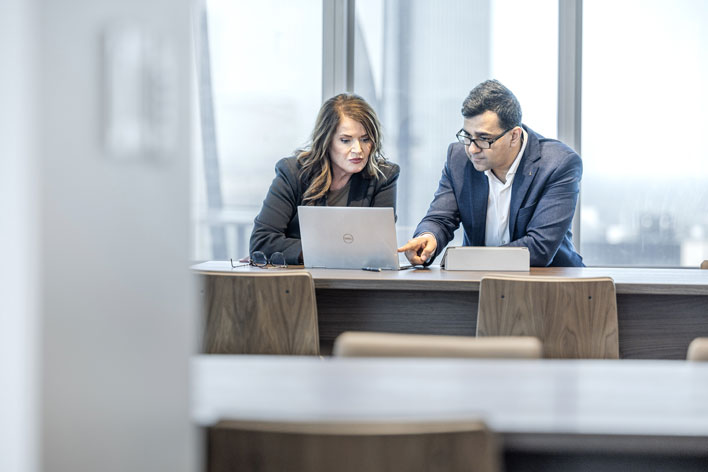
[1,0,197,471]
[0,0,39,470]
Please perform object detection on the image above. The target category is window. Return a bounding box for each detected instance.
[353,0,558,244]
[194,0,322,260]
[195,0,708,267]
[580,0,708,266]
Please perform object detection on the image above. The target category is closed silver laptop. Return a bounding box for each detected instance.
[298,206,399,270]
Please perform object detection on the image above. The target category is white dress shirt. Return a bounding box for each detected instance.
[484,128,528,247]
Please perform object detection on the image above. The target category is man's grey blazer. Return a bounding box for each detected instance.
[414,125,584,267]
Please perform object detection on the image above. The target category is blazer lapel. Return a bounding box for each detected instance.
[509,128,541,237]
[346,172,368,206]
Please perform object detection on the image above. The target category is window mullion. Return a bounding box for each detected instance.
[322,0,355,100]
[558,0,583,250]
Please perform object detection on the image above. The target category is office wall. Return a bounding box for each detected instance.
[1,0,196,471]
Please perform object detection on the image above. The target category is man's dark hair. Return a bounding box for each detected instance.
[461,79,522,130]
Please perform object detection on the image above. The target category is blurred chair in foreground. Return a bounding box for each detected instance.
[687,338,708,361]
[208,419,501,472]
[333,331,542,359]
[477,275,619,359]
[199,271,319,355]
[701,260,708,269]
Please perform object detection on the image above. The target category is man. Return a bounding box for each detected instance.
[398,79,583,267]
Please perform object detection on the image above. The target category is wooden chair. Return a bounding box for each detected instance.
[333,331,542,359]
[208,419,500,472]
[687,338,708,361]
[477,275,619,359]
[701,260,708,269]
[199,271,319,355]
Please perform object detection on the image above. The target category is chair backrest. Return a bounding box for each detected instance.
[687,338,708,361]
[701,260,708,269]
[199,271,319,355]
[333,331,542,359]
[208,419,500,472]
[477,275,619,359]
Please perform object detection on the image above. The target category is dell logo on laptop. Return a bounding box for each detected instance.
[343,233,354,244]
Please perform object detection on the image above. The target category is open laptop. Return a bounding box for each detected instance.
[298,206,403,270]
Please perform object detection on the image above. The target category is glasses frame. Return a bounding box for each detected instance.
[230,251,287,269]
[456,127,514,150]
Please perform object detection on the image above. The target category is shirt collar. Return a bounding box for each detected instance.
[484,127,528,183]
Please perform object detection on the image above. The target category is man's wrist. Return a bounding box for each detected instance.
[418,232,437,243]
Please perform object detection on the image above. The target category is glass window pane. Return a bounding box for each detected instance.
[581,0,708,267]
[193,0,322,260]
[491,0,558,139]
[354,0,558,245]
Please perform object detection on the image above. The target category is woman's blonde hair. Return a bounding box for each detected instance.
[297,93,386,204]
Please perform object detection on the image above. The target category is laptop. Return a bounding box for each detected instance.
[298,206,402,270]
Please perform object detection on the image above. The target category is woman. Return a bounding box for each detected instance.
[250,93,399,265]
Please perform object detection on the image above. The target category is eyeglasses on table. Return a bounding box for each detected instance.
[230,251,287,269]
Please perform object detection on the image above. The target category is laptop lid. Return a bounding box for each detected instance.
[298,206,399,270]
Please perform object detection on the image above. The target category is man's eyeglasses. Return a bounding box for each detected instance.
[456,127,514,150]
[230,251,287,269]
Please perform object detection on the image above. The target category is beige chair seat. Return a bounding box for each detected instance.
[334,331,542,359]
[687,337,708,361]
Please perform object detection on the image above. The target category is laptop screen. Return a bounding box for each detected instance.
[298,206,399,270]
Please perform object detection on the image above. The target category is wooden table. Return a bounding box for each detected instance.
[192,263,708,359]
[192,355,708,471]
